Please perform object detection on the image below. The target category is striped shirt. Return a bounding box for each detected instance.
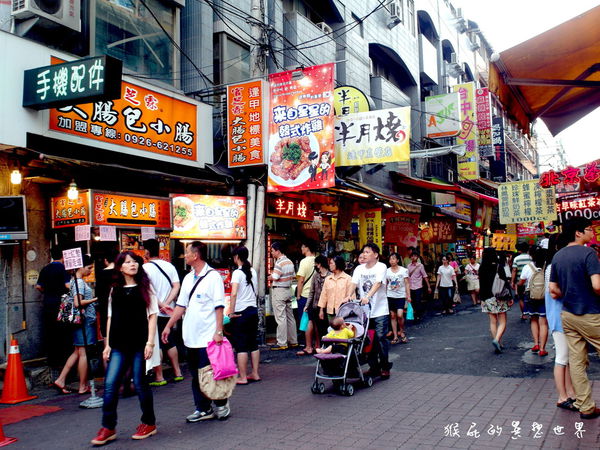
[513,253,532,279]
[271,255,295,287]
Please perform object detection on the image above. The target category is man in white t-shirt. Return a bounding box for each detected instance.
[161,241,229,422]
[143,239,183,386]
[348,243,392,379]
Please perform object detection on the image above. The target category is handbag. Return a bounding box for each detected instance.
[56,279,82,325]
[406,302,414,320]
[299,311,310,332]
[206,337,238,380]
[198,365,237,400]
[492,273,510,298]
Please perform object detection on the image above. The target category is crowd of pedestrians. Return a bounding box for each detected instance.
[33,216,600,446]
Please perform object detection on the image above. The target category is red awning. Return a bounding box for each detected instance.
[394,173,499,204]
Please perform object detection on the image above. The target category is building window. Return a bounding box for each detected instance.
[214,33,250,85]
[95,0,176,85]
[407,0,415,35]
[352,13,364,38]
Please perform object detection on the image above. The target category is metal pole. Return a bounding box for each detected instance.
[249,0,265,78]
[246,184,256,262]
[253,186,266,344]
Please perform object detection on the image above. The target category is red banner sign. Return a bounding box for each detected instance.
[384,213,419,247]
[51,192,90,228]
[267,63,336,192]
[539,161,600,189]
[93,192,171,228]
[430,217,456,243]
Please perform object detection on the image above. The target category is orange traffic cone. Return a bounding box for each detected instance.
[0,421,16,447]
[0,339,37,404]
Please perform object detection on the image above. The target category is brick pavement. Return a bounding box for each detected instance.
[3,361,600,449]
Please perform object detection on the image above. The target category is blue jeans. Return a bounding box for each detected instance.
[102,348,155,430]
[367,315,391,372]
[187,347,227,412]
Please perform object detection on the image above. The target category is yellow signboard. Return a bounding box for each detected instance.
[334,86,370,116]
[358,209,382,249]
[491,233,517,252]
[453,82,479,180]
[498,180,557,224]
[335,107,410,166]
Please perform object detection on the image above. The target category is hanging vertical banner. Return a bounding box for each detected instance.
[490,117,506,182]
[267,63,335,192]
[453,82,479,180]
[498,180,557,224]
[359,209,382,249]
[430,217,456,243]
[424,92,460,138]
[334,107,410,166]
[384,213,419,247]
[475,88,493,157]
[226,80,268,167]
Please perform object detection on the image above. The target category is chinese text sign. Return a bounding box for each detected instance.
[475,88,493,157]
[267,196,315,221]
[498,180,557,224]
[227,80,267,167]
[359,209,382,249]
[51,192,90,229]
[267,63,336,192]
[335,107,410,166]
[93,193,171,228]
[453,82,479,180]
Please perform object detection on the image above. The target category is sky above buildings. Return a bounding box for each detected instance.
[457,0,599,167]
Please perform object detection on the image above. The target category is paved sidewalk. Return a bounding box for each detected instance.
[3,362,600,449]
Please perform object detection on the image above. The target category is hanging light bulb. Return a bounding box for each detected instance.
[10,169,22,185]
[67,180,79,200]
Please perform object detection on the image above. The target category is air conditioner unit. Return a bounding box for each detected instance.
[11,0,80,32]
[447,169,454,182]
[316,22,333,35]
[450,52,457,64]
[387,2,402,28]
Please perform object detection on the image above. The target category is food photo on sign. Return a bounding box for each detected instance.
[267,63,336,192]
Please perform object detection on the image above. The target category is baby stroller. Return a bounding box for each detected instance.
[311,302,372,396]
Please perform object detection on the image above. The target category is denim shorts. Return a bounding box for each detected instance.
[524,293,546,316]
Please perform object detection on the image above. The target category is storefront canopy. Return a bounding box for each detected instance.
[489,5,600,136]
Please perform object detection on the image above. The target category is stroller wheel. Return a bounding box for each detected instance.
[311,382,319,394]
[364,376,373,388]
[345,384,355,396]
[317,382,325,394]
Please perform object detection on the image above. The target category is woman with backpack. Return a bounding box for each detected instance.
[518,248,549,357]
[479,247,513,353]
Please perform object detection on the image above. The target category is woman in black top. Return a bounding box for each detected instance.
[480,247,513,354]
[91,251,159,446]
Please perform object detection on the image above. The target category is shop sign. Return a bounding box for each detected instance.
[556,193,600,223]
[226,80,267,167]
[333,86,370,116]
[434,193,471,225]
[453,82,479,180]
[590,221,600,246]
[517,222,545,236]
[474,203,492,231]
[384,213,419,247]
[498,180,557,224]
[539,161,600,189]
[93,192,171,228]
[51,192,90,228]
[170,194,247,240]
[267,63,336,192]
[358,209,382,249]
[267,196,314,221]
[490,117,507,182]
[63,247,83,270]
[475,88,493,157]
[49,67,201,163]
[491,233,517,252]
[430,217,456,243]
[335,107,410,166]
[424,92,460,138]
[23,56,122,110]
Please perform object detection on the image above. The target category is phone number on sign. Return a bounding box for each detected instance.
[123,133,193,156]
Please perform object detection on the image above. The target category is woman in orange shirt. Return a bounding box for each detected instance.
[318,256,354,320]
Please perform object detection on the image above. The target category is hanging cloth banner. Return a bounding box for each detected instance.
[334,107,410,166]
[267,63,336,192]
[453,82,479,180]
[384,213,419,247]
[358,209,382,249]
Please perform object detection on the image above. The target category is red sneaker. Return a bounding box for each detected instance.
[131,423,157,440]
[539,350,548,357]
[531,345,540,353]
[91,428,116,446]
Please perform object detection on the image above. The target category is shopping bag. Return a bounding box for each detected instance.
[299,311,310,332]
[198,365,236,400]
[406,302,414,320]
[206,337,238,380]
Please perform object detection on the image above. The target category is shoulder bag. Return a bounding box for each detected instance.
[56,278,83,325]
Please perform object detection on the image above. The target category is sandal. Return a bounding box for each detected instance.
[390,338,400,345]
[52,382,73,395]
[400,336,409,344]
[296,349,314,356]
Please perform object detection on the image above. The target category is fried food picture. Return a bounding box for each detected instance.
[172,196,194,230]
[269,136,313,181]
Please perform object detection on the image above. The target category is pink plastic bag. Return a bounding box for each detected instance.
[206,337,238,380]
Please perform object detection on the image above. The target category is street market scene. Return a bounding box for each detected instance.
[0,0,599,448]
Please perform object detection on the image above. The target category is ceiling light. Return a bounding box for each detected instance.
[67,180,79,200]
[338,189,369,199]
[10,169,22,185]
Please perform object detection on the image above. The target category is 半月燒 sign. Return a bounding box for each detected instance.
[268,196,314,221]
